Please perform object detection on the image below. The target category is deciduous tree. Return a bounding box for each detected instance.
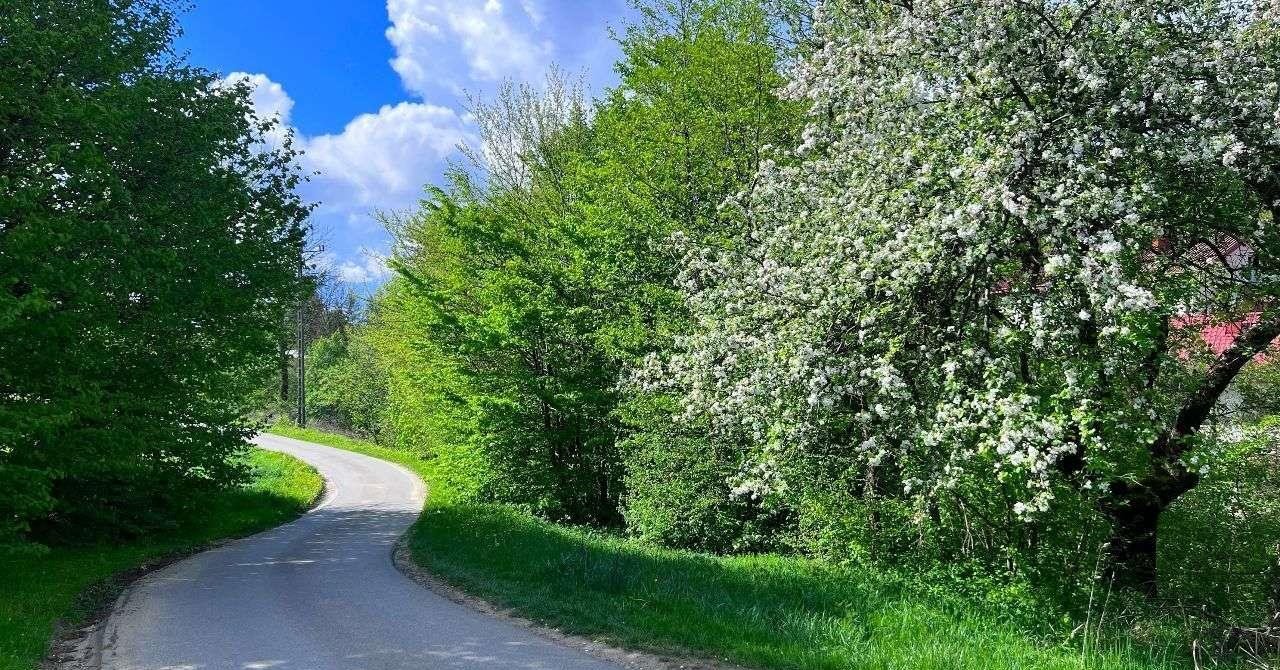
[653,0,1280,593]
[0,0,311,545]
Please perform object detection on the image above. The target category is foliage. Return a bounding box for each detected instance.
[1160,419,1280,629]
[272,0,1280,659]
[249,287,361,428]
[366,0,802,527]
[620,395,795,553]
[0,449,321,670]
[647,0,1280,594]
[0,0,311,547]
[590,0,805,546]
[389,173,627,522]
[305,329,390,442]
[1232,360,1280,421]
[363,280,496,500]
[274,424,1188,670]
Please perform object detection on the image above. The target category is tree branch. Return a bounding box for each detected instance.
[1156,307,1280,464]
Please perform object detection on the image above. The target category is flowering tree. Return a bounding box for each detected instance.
[654,0,1280,592]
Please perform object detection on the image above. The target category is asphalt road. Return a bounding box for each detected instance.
[97,433,622,670]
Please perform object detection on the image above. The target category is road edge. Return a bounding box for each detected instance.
[389,537,747,670]
[40,456,328,670]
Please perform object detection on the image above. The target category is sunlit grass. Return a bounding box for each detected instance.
[271,423,1182,670]
[0,449,322,670]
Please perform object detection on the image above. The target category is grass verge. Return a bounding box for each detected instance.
[269,423,1184,670]
[0,449,323,670]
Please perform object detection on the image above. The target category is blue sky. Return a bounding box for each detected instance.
[177,0,632,285]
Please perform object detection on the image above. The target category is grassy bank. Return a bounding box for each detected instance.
[270,424,1183,670]
[0,449,322,670]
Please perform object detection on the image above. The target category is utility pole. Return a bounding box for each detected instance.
[296,252,306,427]
[296,244,324,428]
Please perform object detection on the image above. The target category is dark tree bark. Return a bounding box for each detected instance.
[1101,476,1194,594]
[1268,542,1280,628]
[1103,310,1280,594]
[279,337,290,402]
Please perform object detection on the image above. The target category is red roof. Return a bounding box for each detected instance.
[1174,312,1278,362]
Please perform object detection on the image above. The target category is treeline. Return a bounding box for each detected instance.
[302,0,801,529]
[1,0,311,549]
[300,0,1280,648]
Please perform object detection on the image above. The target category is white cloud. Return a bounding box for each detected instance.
[224,72,295,124]
[229,73,472,214]
[386,0,553,95]
[305,101,471,210]
[341,250,393,284]
[229,73,473,283]
[311,248,393,284]
[519,0,545,27]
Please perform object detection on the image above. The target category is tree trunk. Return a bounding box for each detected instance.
[1102,453,1201,595]
[279,337,290,402]
[1103,307,1280,594]
[1102,484,1165,595]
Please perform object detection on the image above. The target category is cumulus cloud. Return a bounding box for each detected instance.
[314,248,393,284]
[220,0,620,285]
[386,0,553,95]
[305,101,471,211]
[226,72,473,283]
[229,73,472,216]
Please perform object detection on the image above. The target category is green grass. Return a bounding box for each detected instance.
[270,423,1186,670]
[0,449,323,670]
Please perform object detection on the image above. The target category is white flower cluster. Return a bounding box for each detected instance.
[645,0,1280,518]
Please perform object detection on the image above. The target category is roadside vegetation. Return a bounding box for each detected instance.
[0,450,322,670]
[272,422,1182,670]
[1,3,317,666]
[280,1,1280,667]
[0,0,312,552]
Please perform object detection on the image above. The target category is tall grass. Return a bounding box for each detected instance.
[271,424,1183,670]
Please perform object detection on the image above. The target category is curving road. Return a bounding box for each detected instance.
[96,433,622,670]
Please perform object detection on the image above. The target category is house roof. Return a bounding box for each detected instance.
[1175,312,1277,362]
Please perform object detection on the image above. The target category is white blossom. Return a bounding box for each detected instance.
[643,0,1280,520]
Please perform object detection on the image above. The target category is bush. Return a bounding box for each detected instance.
[621,395,793,553]
[306,331,391,442]
[1160,419,1280,629]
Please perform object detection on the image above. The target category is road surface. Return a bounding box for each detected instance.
[96,433,622,670]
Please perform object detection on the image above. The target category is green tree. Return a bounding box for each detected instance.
[388,105,623,522]
[377,0,802,529]
[0,0,311,546]
[365,279,495,501]
[655,0,1280,595]
[306,328,391,442]
[589,0,803,547]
